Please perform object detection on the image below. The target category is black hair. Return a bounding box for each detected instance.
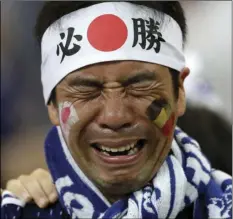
[35,1,187,104]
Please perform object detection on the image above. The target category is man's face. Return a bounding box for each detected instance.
[48,61,186,199]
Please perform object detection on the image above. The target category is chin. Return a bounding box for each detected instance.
[96,178,143,195]
[92,168,152,195]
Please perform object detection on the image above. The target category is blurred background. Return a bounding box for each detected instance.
[1,1,232,187]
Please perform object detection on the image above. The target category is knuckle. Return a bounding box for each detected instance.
[33,168,46,177]
[18,174,28,182]
[24,196,32,203]
[18,174,27,179]
[6,179,19,189]
[37,198,49,208]
[40,175,53,184]
[6,179,16,186]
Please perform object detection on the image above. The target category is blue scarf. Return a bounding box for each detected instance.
[1,126,232,219]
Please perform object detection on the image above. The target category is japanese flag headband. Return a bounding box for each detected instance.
[41,2,186,104]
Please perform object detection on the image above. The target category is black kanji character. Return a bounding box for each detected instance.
[56,27,83,63]
[132,18,165,53]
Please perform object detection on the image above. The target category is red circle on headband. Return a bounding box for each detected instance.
[87,14,128,52]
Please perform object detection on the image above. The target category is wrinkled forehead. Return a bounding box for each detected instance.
[63,60,170,83]
[41,2,185,104]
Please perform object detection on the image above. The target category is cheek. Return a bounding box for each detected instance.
[59,102,79,138]
[146,99,175,137]
[61,107,71,124]
[161,113,175,136]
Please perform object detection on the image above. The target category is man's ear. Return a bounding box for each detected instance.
[176,67,190,117]
[47,102,60,126]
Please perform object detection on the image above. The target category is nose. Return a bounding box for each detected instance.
[96,95,134,132]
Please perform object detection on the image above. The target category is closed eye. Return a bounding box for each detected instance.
[74,86,101,93]
[67,76,103,99]
[121,71,156,87]
[129,81,154,90]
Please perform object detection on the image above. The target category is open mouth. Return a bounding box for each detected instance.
[90,139,147,156]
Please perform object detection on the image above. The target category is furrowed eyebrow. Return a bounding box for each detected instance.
[68,77,103,88]
[121,71,156,87]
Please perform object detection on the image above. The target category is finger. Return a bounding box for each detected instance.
[19,175,49,208]
[6,179,32,202]
[33,170,58,203]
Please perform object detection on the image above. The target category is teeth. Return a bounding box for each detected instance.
[102,151,110,156]
[130,143,135,149]
[100,146,104,150]
[119,147,126,152]
[127,147,138,155]
[111,148,117,152]
[128,149,134,155]
[101,146,110,151]
[98,142,137,153]
[126,145,131,150]
[99,142,140,156]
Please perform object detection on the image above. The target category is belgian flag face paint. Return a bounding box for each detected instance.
[146,99,175,136]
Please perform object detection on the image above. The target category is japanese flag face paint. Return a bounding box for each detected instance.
[146,99,175,136]
[58,101,79,142]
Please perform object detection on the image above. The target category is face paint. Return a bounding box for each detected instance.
[58,101,79,141]
[161,113,175,136]
[146,99,167,121]
[146,99,174,136]
[61,106,71,124]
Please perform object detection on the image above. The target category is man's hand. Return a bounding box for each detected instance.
[5,168,58,208]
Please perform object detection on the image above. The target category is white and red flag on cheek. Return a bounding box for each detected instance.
[41,2,185,104]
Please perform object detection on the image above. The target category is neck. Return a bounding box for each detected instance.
[103,192,128,204]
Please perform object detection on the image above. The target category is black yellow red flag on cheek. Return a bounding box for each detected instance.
[161,113,175,137]
[146,99,175,136]
[146,99,167,120]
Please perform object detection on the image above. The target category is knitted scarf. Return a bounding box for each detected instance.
[1,126,232,219]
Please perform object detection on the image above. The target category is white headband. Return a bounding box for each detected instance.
[41,2,186,104]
